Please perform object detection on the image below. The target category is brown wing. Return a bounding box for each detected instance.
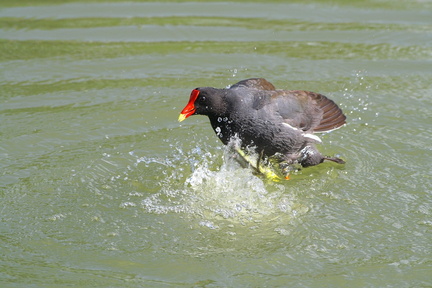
[229,78,346,133]
[268,90,346,133]
[308,92,346,132]
[229,78,276,91]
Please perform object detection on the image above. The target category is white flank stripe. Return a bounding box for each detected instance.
[304,133,322,143]
[282,122,300,131]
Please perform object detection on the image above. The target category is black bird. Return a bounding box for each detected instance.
[178,78,346,177]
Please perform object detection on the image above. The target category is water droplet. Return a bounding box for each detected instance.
[232,68,238,77]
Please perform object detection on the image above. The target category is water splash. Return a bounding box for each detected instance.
[341,70,376,126]
[137,145,308,229]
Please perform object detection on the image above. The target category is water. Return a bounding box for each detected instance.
[1,1,431,287]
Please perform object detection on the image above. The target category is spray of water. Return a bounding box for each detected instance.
[132,142,310,231]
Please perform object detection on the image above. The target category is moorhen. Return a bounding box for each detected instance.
[178,78,346,179]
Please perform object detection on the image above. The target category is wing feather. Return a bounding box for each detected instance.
[229,78,276,91]
[229,78,346,133]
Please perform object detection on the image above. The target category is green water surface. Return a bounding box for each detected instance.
[1,1,431,287]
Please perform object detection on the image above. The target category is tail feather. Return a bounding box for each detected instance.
[324,156,345,164]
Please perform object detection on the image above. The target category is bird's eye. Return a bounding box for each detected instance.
[200,96,206,103]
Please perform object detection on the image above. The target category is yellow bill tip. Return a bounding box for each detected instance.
[178,113,187,122]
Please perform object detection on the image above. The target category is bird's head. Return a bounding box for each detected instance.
[178,87,226,122]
